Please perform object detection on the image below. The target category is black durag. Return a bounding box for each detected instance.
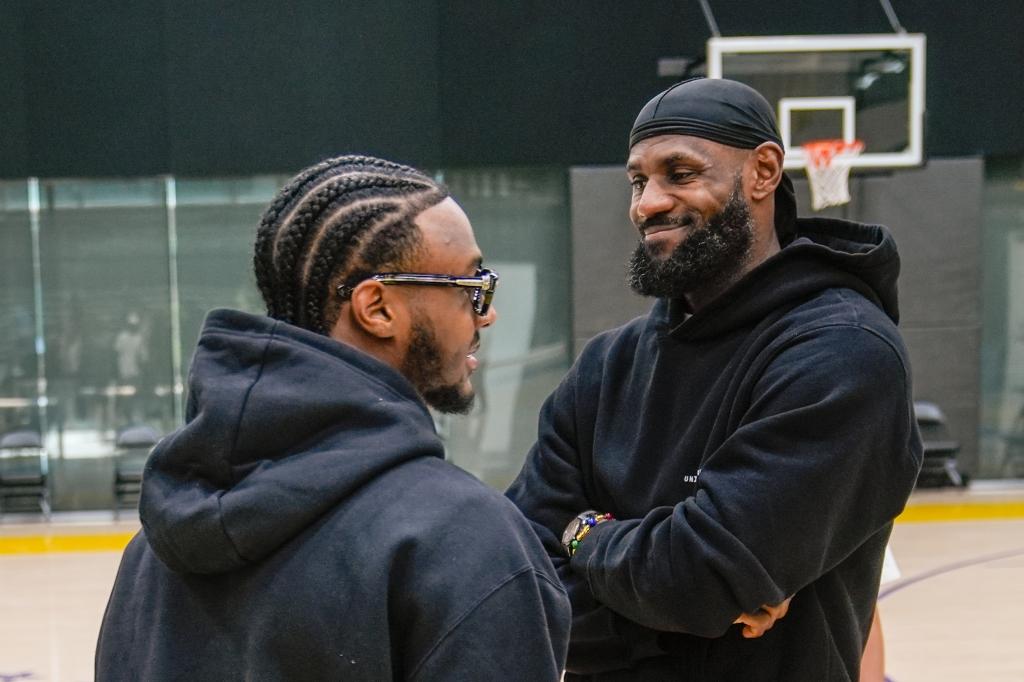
[629,77,798,245]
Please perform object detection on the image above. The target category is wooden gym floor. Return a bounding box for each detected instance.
[1,483,1023,682]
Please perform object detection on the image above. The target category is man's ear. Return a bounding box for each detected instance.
[348,280,400,339]
[750,141,785,201]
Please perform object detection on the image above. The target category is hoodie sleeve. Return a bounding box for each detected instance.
[570,323,922,637]
[506,359,667,674]
[409,568,569,682]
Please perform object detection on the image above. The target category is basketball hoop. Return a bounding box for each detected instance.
[801,139,864,211]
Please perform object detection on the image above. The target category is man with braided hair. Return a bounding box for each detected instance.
[96,155,570,681]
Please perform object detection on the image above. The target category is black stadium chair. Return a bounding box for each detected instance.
[0,429,51,518]
[113,424,162,516]
[913,401,967,488]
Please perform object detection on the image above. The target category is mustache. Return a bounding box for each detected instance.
[638,214,694,232]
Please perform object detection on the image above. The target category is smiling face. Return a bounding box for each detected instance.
[627,134,753,251]
[627,177,756,301]
[625,134,768,304]
[396,198,497,413]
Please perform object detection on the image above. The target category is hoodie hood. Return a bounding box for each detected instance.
[661,217,902,341]
[140,309,443,575]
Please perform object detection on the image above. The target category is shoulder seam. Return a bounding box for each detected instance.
[407,566,553,680]
[775,321,911,379]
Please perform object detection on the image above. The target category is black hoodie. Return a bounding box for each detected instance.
[507,218,923,681]
[96,310,570,681]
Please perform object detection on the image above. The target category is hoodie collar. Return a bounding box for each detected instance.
[139,310,443,575]
[658,217,901,341]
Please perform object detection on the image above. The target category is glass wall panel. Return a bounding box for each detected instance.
[39,178,172,510]
[0,168,571,513]
[174,176,287,363]
[4,161,1021,505]
[440,168,571,489]
[173,168,572,492]
[0,181,39,438]
[980,157,1024,477]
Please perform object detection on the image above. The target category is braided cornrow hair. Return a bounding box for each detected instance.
[254,155,449,334]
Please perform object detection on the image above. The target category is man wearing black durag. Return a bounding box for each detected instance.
[507,78,923,681]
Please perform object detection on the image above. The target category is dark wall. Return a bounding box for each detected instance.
[440,0,1024,165]
[22,2,170,177]
[163,0,441,175]
[0,0,441,178]
[0,1,1020,178]
[438,2,690,166]
[845,159,984,475]
[570,159,984,473]
[0,8,29,174]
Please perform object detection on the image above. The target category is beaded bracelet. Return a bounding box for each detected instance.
[563,511,614,557]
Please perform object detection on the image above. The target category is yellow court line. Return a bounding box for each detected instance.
[0,532,135,555]
[897,501,1024,523]
[1,501,1023,554]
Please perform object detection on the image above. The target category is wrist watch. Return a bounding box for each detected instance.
[561,510,614,557]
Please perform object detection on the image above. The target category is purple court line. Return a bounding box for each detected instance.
[878,545,1024,600]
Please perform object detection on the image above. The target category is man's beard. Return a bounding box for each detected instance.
[627,180,755,299]
[401,319,475,414]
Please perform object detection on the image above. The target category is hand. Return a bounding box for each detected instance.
[732,596,792,638]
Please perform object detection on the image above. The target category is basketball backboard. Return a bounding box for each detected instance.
[707,34,926,170]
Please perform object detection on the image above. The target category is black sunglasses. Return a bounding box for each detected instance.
[337,268,499,316]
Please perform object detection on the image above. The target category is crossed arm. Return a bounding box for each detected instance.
[508,325,919,671]
[733,598,791,638]
[562,511,791,638]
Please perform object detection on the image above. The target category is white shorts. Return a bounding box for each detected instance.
[879,544,901,585]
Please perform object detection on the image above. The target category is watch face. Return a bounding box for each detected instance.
[561,516,583,549]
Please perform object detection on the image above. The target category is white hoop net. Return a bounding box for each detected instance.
[801,139,864,211]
